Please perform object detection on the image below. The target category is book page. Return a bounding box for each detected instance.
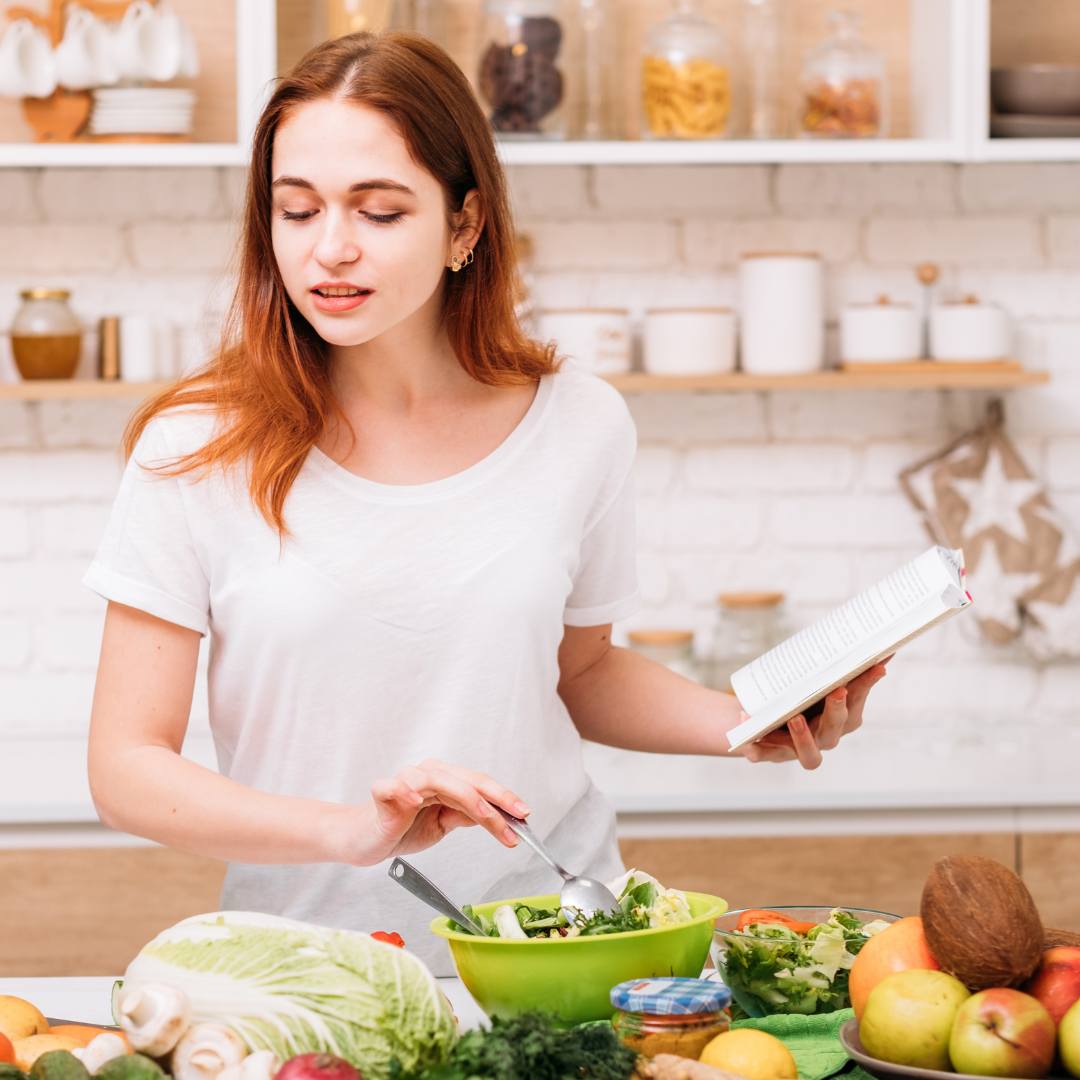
[731,547,958,715]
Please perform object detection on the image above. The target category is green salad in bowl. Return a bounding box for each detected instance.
[713,906,898,1018]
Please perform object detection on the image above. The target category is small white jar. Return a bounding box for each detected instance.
[930,297,1011,361]
[739,252,823,374]
[538,308,631,376]
[643,308,736,375]
[840,296,920,363]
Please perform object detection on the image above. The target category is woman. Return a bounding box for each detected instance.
[85,31,885,973]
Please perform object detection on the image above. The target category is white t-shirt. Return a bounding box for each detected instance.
[84,368,640,973]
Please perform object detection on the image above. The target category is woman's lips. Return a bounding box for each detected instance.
[310,287,373,313]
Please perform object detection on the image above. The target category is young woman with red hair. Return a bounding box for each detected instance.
[85,31,884,969]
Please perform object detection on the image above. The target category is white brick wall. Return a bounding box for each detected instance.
[4,161,1080,823]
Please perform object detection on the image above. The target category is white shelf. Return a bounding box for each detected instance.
[0,143,250,167]
[498,138,965,167]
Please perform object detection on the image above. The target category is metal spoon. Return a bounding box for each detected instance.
[387,857,486,936]
[494,807,622,918]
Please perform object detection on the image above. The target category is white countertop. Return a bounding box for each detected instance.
[0,976,491,1032]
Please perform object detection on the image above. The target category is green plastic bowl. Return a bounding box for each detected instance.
[431,891,727,1025]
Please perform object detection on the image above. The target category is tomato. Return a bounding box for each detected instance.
[736,909,819,935]
[371,931,405,948]
[0,1030,13,1065]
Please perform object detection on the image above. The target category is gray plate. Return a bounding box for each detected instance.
[838,1019,1067,1080]
[990,114,1080,138]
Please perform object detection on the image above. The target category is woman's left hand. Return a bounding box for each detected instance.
[737,659,890,769]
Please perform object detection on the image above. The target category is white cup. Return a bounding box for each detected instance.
[0,18,58,100]
[739,253,824,375]
[120,315,158,382]
[179,18,200,78]
[930,298,1012,361]
[644,308,736,375]
[56,8,118,90]
[539,309,631,376]
[840,298,920,363]
[114,0,182,82]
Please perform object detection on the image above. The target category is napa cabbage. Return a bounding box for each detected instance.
[118,911,457,1080]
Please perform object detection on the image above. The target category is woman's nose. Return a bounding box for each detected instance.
[313,209,360,269]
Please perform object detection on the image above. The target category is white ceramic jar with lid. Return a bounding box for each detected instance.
[840,295,920,363]
[538,307,631,375]
[739,252,823,374]
[644,308,735,375]
[930,296,1011,361]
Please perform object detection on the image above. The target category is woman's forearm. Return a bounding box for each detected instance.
[90,743,361,864]
[559,644,742,755]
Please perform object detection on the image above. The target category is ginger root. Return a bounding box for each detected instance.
[636,1054,752,1080]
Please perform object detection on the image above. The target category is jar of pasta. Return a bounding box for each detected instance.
[642,0,730,140]
[798,10,888,138]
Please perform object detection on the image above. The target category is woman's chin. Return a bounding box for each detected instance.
[304,310,380,349]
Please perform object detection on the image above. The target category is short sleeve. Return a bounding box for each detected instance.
[563,398,641,627]
[83,416,211,635]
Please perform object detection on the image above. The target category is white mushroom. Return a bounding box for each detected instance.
[117,982,192,1057]
[216,1050,281,1080]
[170,1023,247,1080]
[71,1034,130,1075]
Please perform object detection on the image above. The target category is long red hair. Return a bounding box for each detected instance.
[125,31,555,532]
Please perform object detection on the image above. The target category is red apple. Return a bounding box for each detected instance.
[1024,947,1080,1026]
[949,988,1056,1078]
[275,1054,362,1080]
[849,916,942,1021]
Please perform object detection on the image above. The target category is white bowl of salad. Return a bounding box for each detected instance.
[712,906,899,1018]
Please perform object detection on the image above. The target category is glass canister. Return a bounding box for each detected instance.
[642,0,731,140]
[574,0,620,139]
[701,592,786,692]
[479,0,568,138]
[798,10,888,139]
[627,630,698,681]
[11,288,82,380]
[611,978,732,1058]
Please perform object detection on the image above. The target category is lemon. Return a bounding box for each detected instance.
[0,996,48,1042]
[698,1029,798,1080]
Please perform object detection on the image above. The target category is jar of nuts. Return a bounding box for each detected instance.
[642,0,731,140]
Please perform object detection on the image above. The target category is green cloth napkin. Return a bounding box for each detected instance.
[732,1009,857,1080]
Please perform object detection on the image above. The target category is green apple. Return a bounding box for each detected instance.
[1060,996,1080,1078]
[860,968,971,1071]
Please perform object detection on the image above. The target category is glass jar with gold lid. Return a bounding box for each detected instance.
[11,288,82,380]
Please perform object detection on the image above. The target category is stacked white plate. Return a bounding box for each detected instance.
[89,87,195,135]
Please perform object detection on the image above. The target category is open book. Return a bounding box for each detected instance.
[725,546,971,752]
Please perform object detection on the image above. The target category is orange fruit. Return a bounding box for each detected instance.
[0,1031,13,1065]
[849,916,941,1021]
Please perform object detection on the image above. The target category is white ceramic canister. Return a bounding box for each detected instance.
[643,308,736,375]
[538,308,631,376]
[739,252,823,374]
[840,296,920,363]
[930,296,1011,361]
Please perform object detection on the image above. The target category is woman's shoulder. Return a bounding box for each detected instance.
[130,406,219,469]
[548,366,635,443]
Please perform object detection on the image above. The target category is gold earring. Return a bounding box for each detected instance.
[450,248,474,273]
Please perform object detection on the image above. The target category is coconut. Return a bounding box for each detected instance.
[920,854,1044,990]
[1045,927,1080,949]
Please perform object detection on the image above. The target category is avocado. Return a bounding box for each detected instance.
[95,1055,165,1080]
[29,1052,89,1080]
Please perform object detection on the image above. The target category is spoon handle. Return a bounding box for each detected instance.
[494,806,571,882]
[387,857,486,936]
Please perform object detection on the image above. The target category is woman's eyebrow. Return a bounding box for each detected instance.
[270,175,416,196]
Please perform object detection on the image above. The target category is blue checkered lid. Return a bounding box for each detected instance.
[610,977,732,1015]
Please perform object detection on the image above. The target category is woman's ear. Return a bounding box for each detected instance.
[453,189,485,251]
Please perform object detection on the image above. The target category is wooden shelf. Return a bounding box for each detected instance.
[0,380,169,400]
[604,365,1050,392]
[1,365,1049,402]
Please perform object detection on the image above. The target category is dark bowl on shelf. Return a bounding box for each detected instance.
[991,65,1080,117]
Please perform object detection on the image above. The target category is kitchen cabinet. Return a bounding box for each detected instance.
[0,0,1078,166]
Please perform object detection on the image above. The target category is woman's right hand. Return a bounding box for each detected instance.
[338,759,530,866]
